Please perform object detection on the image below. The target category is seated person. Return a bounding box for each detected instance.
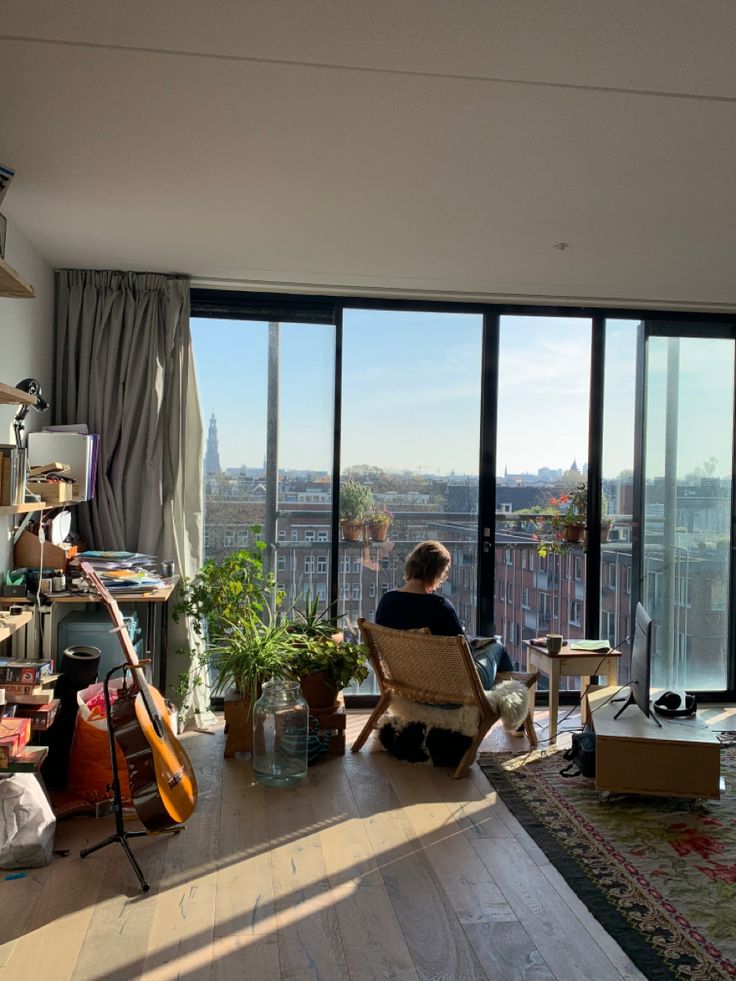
[375,539,513,690]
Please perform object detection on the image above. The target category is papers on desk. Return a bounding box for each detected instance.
[568,639,611,652]
[69,551,163,591]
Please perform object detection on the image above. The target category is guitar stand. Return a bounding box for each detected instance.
[79,663,183,892]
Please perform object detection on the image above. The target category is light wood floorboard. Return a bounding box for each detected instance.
[0,708,645,981]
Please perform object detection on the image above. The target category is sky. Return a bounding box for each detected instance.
[191,313,732,479]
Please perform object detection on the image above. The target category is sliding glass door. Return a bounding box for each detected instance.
[641,326,734,691]
[340,309,484,693]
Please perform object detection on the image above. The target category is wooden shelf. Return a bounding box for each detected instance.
[0,382,36,405]
[0,501,71,516]
[0,609,33,643]
[0,257,34,298]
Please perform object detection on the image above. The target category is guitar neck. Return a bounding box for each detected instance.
[79,561,147,680]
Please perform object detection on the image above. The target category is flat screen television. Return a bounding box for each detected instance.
[613,602,661,726]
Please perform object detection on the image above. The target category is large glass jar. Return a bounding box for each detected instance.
[252,680,309,787]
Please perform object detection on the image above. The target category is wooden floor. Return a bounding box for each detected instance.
[0,709,647,981]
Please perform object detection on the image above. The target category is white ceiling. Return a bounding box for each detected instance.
[2,1,736,309]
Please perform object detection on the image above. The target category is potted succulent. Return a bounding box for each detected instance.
[339,479,373,541]
[367,506,393,542]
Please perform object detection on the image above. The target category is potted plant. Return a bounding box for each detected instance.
[173,536,297,754]
[339,479,373,541]
[287,596,369,712]
[367,506,393,542]
[530,483,588,557]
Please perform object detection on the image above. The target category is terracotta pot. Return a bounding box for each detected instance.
[299,672,340,713]
[564,524,585,543]
[368,522,389,542]
[601,518,613,542]
[340,519,363,541]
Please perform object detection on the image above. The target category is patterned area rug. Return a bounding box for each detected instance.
[478,746,736,981]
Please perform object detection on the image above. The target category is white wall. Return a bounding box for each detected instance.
[0,218,54,570]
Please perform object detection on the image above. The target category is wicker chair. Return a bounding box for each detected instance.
[352,618,539,778]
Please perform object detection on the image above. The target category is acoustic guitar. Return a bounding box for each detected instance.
[79,561,198,831]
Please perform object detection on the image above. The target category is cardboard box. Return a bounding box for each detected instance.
[0,659,53,685]
[13,529,78,573]
[28,480,73,504]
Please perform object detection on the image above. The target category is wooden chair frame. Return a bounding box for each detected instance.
[352,618,539,778]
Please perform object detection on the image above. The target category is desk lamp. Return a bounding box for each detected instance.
[13,377,49,451]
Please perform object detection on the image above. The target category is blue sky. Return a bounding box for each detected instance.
[191,313,729,479]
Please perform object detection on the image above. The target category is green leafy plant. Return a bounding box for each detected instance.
[173,532,293,706]
[340,479,373,522]
[286,593,369,692]
[172,534,284,646]
[288,632,369,692]
[367,506,393,528]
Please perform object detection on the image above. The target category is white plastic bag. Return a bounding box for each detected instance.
[0,773,56,868]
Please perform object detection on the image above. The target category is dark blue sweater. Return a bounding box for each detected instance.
[375,590,464,636]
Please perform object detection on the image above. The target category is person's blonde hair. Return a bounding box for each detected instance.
[404,540,451,585]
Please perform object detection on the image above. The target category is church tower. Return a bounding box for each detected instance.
[205,413,222,475]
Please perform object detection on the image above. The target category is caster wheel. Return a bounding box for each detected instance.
[598,791,611,803]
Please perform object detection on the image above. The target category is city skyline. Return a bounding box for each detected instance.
[191,313,730,479]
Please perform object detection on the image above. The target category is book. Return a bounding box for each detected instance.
[0,444,26,507]
[0,745,48,772]
[568,639,612,652]
[14,699,60,730]
[0,717,32,766]
[0,659,54,685]
[0,679,58,704]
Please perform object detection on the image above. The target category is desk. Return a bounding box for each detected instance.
[587,686,721,800]
[0,580,178,690]
[523,641,621,743]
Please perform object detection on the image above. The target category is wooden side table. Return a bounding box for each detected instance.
[523,642,621,743]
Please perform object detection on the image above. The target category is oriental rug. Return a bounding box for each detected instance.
[478,745,736,981]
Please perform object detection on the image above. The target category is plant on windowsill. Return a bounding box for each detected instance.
[339,479,373,541]
[531,483,588,557]
[366,507,393,542]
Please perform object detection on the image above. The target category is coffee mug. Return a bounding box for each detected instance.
[546,634,563,654]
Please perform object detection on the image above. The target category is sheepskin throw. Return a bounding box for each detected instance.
[378,679,531,768]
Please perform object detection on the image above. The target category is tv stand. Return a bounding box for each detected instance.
[612,689,662,727]
[588,687,720,800]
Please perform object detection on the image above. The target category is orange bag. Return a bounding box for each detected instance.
[67,682,132,805]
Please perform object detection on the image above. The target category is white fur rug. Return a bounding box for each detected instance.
[384,679,531,737]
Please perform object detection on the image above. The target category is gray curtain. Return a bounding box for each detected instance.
[55,270,213,725]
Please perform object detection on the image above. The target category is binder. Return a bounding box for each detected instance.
[27,432,96,502]
[0,444,26,507]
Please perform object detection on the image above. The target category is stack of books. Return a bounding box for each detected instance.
[0,658,58,706]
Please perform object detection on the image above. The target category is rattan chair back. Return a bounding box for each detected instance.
[357,618,486,708]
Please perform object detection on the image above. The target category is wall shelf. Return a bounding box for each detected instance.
[0,609,33,644]
[0,382,36,405]
[0,257,35,298]
[0,501,68,516]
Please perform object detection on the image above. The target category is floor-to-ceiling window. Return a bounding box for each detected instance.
[341,308,484,693]
[191,291,736,702]
[494,315,591,684]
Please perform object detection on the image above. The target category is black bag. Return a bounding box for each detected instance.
[560,731,596,778]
